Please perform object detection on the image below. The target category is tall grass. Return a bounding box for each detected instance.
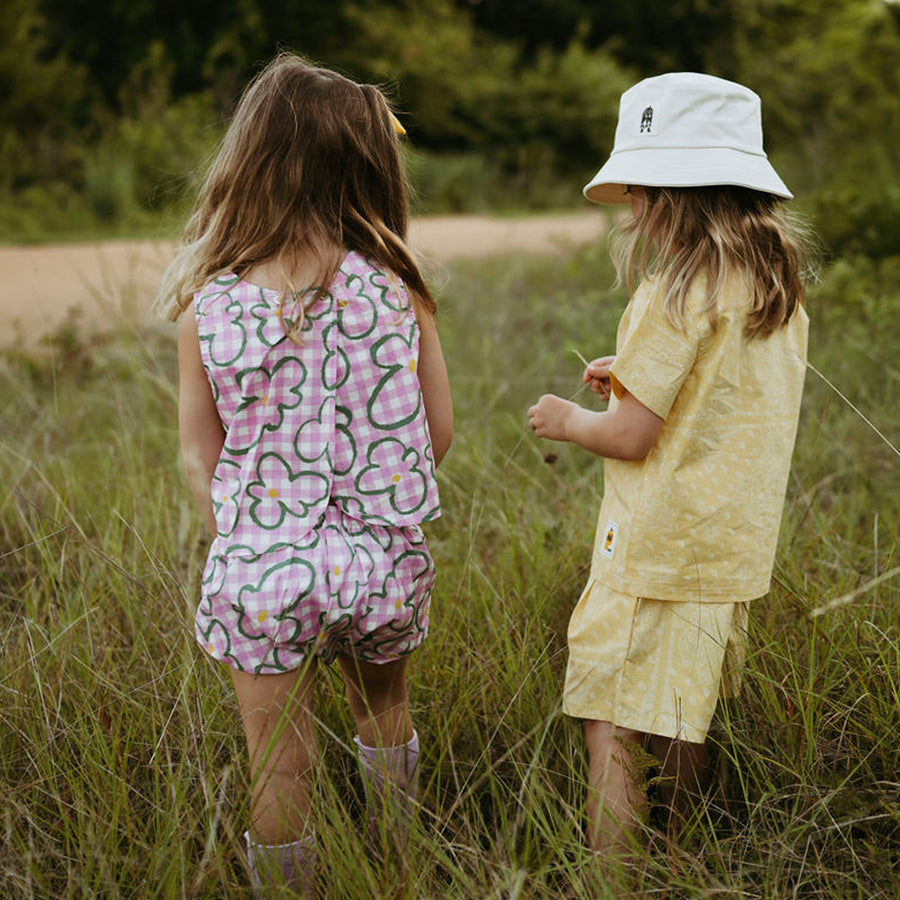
[0,243,897,898]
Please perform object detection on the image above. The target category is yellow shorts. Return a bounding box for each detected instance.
[562,580,748,743]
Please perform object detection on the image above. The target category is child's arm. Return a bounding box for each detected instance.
[416,311,453,467]
[177,314,225,535]
[528,389,663,461]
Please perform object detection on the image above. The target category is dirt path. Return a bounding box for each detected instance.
[0,212,608,346]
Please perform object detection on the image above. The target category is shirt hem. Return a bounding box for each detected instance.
[599,570,770,603]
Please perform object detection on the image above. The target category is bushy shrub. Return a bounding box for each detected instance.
[406,149,586,214]
[84,90,219,219]
[811,177,900,261]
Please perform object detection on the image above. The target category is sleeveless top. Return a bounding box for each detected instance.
[194,251,441,553]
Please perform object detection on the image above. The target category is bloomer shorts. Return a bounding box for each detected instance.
[563,580,748,744]
[195,504,435,674]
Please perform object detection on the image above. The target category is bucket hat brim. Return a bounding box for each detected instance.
[584,145,793,205]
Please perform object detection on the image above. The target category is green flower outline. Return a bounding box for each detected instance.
[355,437,428,515]
[366,331,421,431]
[246,452,330,529]
[225,356,307,456]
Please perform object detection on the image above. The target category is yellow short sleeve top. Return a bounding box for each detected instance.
[594,271,809,602]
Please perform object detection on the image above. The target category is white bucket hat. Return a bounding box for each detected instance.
[583,72,792,204]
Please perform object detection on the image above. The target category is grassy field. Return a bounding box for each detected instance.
[0,243,897,899]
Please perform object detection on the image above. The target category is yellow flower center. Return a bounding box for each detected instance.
[392,474,401,484]
[409,360,416,373]
[268,488,279,498]
[258,611,268,623]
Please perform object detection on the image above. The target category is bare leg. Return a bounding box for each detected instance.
[231,662,318,844]
[648,734,709,839]
[339,654,418,842]
[338,654,413,748]
[583,720,647,856]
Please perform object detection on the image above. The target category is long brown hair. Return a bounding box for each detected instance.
[157,52,435,330]
[611,186,811,338]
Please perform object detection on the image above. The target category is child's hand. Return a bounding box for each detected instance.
[528,394,576,442]
[583,356,615,401]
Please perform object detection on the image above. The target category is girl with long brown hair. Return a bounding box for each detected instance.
[160,52,452,895]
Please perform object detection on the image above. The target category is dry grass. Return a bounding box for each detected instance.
[0,244,897,898]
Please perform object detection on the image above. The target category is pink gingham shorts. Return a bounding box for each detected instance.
[195,503,435,673]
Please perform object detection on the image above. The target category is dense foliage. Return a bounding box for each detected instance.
[3,0,900,245]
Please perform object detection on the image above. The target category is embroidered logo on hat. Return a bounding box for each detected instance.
[640,106,654,134]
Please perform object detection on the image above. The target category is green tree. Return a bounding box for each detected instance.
[722,0,900,256]
[347,1,630,178]
[345,0,520,146]
[459,0,738,74]
[0,0,87,191]
[38,0,263,109]
[724,0,899,173]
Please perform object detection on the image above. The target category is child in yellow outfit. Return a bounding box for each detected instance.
[528,73,811,854]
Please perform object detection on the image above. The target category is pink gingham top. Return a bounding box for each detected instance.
[194,251,441,550]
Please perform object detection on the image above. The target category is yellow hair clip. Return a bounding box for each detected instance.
[389,112,406,136]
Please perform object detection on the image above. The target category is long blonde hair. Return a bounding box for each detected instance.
[156,52,435,330]
[611,186,811,338]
